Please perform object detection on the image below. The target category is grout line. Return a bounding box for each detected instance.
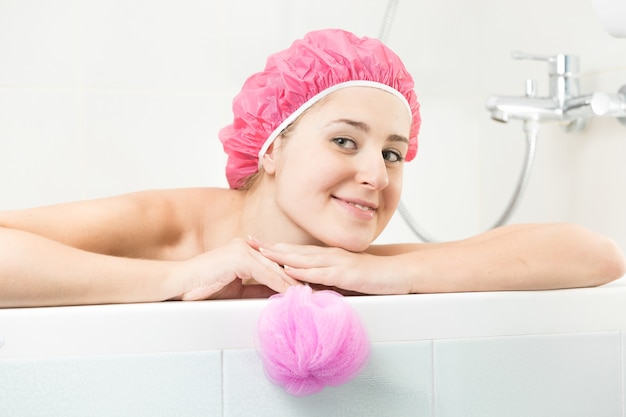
[431,340,436,417]
[618,331,626,417]
[221,349,225,417]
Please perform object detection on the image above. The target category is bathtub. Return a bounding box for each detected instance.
[1,281,626,417]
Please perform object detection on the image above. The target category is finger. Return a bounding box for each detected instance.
[246,237,311,278]
[257,246,328,270]
[248,236,327,256]
[246,235,263,251]
[282,264,335,287]
[248,238,338,272]
[262,241,328,255]
[238,239,301,284]
[249,250,302,291]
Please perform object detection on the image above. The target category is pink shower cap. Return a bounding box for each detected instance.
[219,28,421,189]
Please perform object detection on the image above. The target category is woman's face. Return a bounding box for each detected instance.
[265,86,412,252]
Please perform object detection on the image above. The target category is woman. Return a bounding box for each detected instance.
[0,29,623,308]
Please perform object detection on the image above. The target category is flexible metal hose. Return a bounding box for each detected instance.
[378,0,400,41]
[377,1,539,242]
[396,122,539,242]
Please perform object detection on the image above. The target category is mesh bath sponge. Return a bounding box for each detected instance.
[256,285,370,396]
[219,28,421,188]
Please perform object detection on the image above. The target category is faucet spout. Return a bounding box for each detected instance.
[485,95,562,123]
[487,51,626,130]
[487,89,626,126]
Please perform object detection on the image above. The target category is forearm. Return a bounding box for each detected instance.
[397,223,626,293]
[0,227,177,308]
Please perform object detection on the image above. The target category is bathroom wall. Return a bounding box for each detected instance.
[1,0,624,250]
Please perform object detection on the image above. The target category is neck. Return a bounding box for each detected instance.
[238,178,322,246]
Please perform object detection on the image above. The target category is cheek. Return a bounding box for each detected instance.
[379,178,403,229]
[277,156,317,187]
[386,171,403,205]
[274,157,323,211]
[281,148,341,188]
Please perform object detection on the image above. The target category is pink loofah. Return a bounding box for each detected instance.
[256,285,371,396]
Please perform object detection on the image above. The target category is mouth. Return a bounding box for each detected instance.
[349,201,376,212]
[332,196,378,218]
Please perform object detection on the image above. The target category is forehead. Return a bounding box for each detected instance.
[304,86,412,127]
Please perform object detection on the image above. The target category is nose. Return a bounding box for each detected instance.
[355,151,389,190]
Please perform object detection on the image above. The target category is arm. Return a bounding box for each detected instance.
[385,223,625,293]
[0,191,179,307]
[0,226,175,307]
[255,223,626,294]
[0,228,293,307]
[0,190,191,259]
[0,191,296,307]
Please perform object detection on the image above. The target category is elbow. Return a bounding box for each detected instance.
[591,235,626,286]
[560,223,626,287]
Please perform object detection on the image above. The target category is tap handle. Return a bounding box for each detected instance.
[591,87,626,116]
[511,51,553,62]
[511,51,579,75]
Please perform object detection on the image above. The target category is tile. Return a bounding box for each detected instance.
[216,0,291,87]
[434,332,621,417]
[0,90,85,209]
[398,95,485,242]
[78,0,223,91]
[80,91,230,196]
[0,0,81,87]
[223,341,433,417]
[0,351,222,417]
[621,331,626,417]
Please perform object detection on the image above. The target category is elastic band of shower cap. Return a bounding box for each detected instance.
[257,80,413,167]
[219,28,421,189]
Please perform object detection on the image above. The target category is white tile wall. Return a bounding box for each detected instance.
[79,91,227,196]
[433,332,621,417]
[1,333,623,416]
[0,351,223,417]
[223,341,432,417]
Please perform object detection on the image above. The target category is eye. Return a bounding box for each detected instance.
[332,137,357,150]
[382,149,404,163]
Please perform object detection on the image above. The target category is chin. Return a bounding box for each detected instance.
[325,236,373,253]
[312,224,381,253]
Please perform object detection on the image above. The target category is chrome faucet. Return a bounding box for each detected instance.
[486,51,626,129]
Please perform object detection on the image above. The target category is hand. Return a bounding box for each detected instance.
[251,241,411,295]
[170,238,301,300]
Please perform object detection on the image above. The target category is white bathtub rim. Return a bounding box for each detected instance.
[1,282,625,359]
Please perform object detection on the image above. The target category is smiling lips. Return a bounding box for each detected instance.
[332,196,377,220]
[351,202,374,211]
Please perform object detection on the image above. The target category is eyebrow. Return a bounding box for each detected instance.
[331,118,409,144]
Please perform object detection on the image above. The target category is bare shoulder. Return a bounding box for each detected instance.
[0,187,235,259]
[155,187,238,210]
[151,187,240,224]
[108,187,238,256]
[139,187,242,257]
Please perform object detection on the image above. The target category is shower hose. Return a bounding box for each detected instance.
[378,0,539,242]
